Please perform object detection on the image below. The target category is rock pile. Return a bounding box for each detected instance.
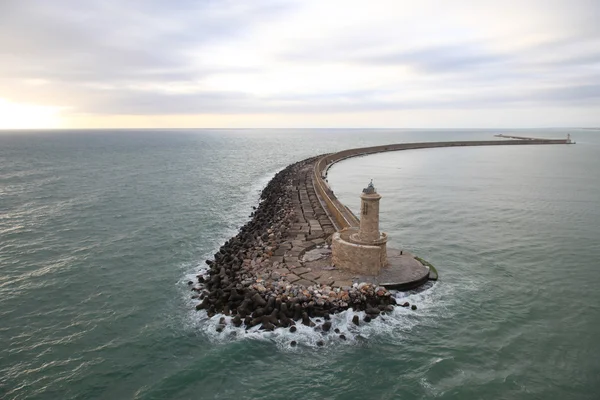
[192,156,401,331]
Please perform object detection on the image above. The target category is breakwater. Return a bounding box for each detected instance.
[192,138,571,334]
[193,156,400,335]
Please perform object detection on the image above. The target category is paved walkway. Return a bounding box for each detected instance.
[268,161,337,287]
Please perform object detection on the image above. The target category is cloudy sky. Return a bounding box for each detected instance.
[0,0,599,129]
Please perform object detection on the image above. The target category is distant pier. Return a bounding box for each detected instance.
[494,133,574,143]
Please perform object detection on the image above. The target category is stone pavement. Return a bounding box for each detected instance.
[268,161,337,287]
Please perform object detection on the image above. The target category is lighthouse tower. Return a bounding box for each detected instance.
[331,181,388,275]
[355,180,382,242]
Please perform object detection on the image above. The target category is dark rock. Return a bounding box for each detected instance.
[352,315,360,326]
[317,340,324,347]
[290,340,297,347]
[322,321,332,332]
[252,308,265,318]
[411,305,417,310]
[290,326,297,333]
[293,305,303,321]
[229,289,244,302]
[266,310,279,325]
[279,313,291,327]
[366,307,380,315]
[260,321,275,331]
[237,299,252,316]
[266,297,276,312]
[216,324,225,332]
[301,312,313,327]
[401,302,410,307]
[232,315,242,327]
[363,315,372,323]
[196,298,209,310]
[252,293,267,307]
[187,280,193,285]
[334,328,340,334]
[339,334,346,340]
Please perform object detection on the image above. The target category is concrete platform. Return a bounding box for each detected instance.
[367,248,430,290]
[302,247,431,291]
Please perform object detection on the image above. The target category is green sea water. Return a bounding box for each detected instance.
[1,129,599,399]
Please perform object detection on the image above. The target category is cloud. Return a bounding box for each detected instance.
[358,44,507,74]
[0,0,599,127]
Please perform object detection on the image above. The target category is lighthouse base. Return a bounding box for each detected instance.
[331,228,388,275]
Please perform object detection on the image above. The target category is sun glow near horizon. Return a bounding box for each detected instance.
[0,99,64,129]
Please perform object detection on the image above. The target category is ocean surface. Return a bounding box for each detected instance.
[1,129,599,399]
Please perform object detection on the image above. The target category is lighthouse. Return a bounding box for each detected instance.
[331,181,388,275]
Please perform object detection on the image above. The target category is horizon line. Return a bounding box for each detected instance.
[0,127,597,131]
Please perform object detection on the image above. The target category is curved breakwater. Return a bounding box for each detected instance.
[191,138,571,335]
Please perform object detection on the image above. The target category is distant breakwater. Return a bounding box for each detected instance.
[191,138,571,337]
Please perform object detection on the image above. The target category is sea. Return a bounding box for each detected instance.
[0,129,599,400]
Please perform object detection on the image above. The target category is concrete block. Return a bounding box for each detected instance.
[270,256,284,263]
[295,279,315,287]
[316,276,335,286]
[302,272,321,281]
[293,267,311,275]
[273,248,287,256]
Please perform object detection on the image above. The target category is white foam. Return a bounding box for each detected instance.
[182,280,455,351]
[224,167,283,237]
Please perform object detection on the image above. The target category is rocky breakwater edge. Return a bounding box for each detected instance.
[190,155,418,345]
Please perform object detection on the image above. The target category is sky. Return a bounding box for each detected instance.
[0,0,599,129]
